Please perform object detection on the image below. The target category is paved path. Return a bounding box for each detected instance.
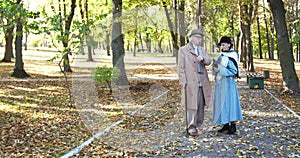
[147,78,300,158]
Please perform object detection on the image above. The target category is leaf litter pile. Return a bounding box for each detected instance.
[0,59,299,157]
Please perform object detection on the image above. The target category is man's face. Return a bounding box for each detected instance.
[192,34,202,46]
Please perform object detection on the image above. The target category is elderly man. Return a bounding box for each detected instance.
[178,29,212,136]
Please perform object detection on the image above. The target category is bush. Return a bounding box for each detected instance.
[29,38,42,47]
[92,66,120,92]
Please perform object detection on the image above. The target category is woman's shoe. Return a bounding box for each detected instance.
[227,123,236,134]
[218,123,229,132]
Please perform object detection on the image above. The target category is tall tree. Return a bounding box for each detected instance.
[257,16,263,59]
[2,27,14,62]
[239,0,256,72]
[268,0,300,92]
[263,0,271,59]
[112,0,129,86]
[269,5,275,60]
[133,8,138,57]
[196,0,203,29]
[44,0,77,72]
[84,0,94,62]
[0,0,15,62]
[163,1,179,60]
[12,0,30,78]
[174,0,179,51]
[178,0,186,46]
[61,0,76,72]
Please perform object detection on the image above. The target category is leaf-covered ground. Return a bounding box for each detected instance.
[0,57,299,157]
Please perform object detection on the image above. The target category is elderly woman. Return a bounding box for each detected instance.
[212,36,243,134]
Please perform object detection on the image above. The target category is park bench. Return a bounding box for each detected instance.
[247,72,264,89]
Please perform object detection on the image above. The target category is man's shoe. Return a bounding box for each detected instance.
[196,128,203,135]
[188,128,198,137]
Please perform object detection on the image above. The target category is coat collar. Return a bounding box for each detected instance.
[187,43,198,56]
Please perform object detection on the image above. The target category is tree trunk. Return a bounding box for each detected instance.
[24,32,28,50]
[112,0,129,86]
[2,27,14,62]
[158,39,164,54]
[296,40,300,62]
[239,4,247,68]
[139,32,144,51]
[85,0,93,62]
[239,2,254,72]
[12,17,30,78]
[79,0,85,55]
[263,0,270,59]
[268,0,300,92]
[61,0,76,72]
[296,0,299,62]
[257,17,263,59]
[145,30,151,53]
[163,1,179,59]
[87,38,93,61]
[245,24,254,72]
[196,0,202,29]
[106,29,111,56]
[133,9,138,57]
[178,0,186,47]
[269,15,275,59]
[174,0,179,52]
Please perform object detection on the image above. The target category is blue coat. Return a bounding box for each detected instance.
[212,52,243,124]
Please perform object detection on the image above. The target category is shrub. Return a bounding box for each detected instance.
[93,66,120,92]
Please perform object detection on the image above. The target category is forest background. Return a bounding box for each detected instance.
[1,0,299,91]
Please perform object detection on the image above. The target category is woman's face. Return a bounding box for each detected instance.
[220,43,230,51]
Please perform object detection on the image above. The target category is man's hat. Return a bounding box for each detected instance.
[218,36,232,46]
[189,29,204,37]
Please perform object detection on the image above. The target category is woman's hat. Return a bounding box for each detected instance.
[218,36,232,46]
[189,29,204,37]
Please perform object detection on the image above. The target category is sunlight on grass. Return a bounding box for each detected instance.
[7,85,37,92]
[0,102,73,119]
[126,52,174,58]
[37,86,65,91]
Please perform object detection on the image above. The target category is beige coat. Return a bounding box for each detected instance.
[178,44,212,109]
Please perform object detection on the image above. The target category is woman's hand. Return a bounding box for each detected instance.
[213,67,220,73]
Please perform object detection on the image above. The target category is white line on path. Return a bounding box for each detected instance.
[61,90,169,158]
[264,88,300,121]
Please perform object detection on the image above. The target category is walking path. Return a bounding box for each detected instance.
[148,76,300,157]
[66,69,299,157]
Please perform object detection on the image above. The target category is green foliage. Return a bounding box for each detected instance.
[29,38,41,47]
[92,66,120,92]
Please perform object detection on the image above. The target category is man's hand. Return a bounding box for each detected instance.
[197,56,204,62]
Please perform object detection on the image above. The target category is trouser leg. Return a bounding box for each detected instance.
[187,109,197,129]
[187,87,205,130]
[197,87,205,129]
